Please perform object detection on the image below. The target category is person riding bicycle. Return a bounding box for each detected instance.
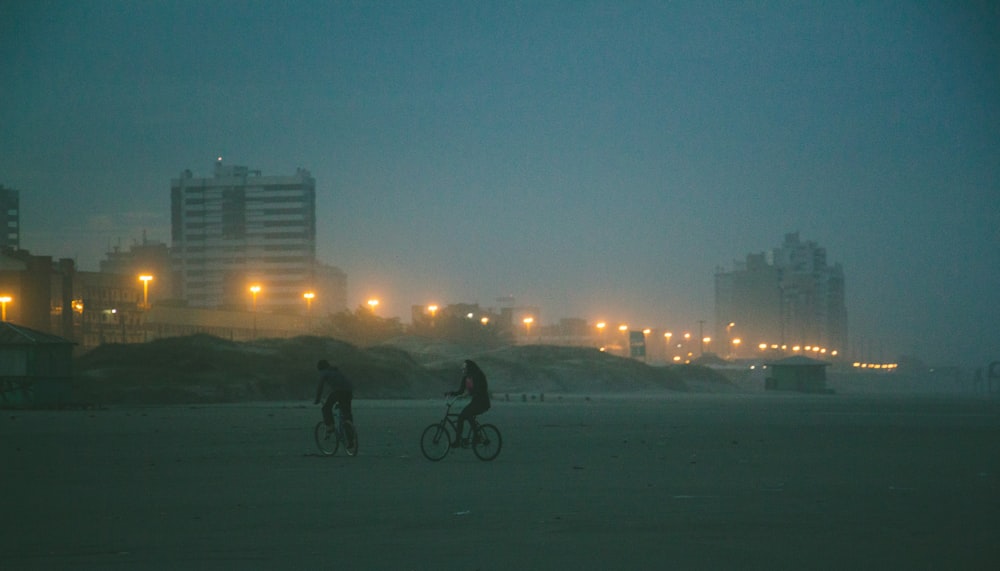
[448,359,491,446]
[314,359,354,435]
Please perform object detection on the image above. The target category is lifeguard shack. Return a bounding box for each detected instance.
[0,322,75,408]
[764,355,832,393]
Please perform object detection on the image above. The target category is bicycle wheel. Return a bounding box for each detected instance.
[342,421,359,457]
[472,424,502,461]
[315,420,339,456]
[420,422,452,461]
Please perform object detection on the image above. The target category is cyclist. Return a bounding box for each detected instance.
[314,359,354,436]
[448,359,491,446]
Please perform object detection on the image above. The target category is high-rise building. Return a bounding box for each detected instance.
[715,232,847,357]
[171,160,317,313]
[0,185,20,250]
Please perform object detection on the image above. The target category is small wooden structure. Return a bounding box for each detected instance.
[0,322,75,408]
[765,355,832,393]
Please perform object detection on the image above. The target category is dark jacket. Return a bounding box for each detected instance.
[315,366,353,402]
[457,361,490,407]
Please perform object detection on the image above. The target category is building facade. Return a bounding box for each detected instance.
[715,232,847,358]
[171,160,317,313]
[0,185,20,250]
[99,235,174,307]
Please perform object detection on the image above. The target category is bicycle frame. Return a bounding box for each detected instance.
[315,401,358,457]
[437,396,482,441]
[420,395,501,462]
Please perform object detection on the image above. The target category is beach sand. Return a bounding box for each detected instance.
[2,393,999,570]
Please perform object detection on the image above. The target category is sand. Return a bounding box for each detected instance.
[2,393,999,570]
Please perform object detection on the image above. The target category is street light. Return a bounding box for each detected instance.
[138,275,153,309]
[428,304,438,317]
[523,316,534,337]
[249,285,261,310]
[367,298,379,313]
[249,285,261,340]
[303,291,315,312]
[0,296,10,321]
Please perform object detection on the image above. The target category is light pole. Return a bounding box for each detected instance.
[367,298,379,313]
[250,285,261,340]
[139,275,153,309]
[664,331,673,361]
[619,324,628,357]
[641,328,651,362]
[523,316,534,340]
[303,291,315,313]
[0,296,10,321]
[698,320,705,355]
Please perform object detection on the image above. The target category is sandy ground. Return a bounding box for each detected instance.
[2,393,999,570]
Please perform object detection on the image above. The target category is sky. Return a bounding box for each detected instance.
[1,1,998,367]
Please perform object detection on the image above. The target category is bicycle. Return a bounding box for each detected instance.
[314,402,358,456]
[420,395,502,461]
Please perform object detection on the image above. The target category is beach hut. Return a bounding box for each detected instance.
[0,322,75,408]
[764,355,832,393]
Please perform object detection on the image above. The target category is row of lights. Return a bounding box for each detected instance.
[853,362,898,370]
[756,343,839,357]
[100,283,853,359]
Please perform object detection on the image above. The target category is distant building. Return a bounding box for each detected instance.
[715,232,848,357]
[99,235,174,306]
[171,160,318,313]
[0,185,20,250]
[311,262,348,316]
[0,249,60,333]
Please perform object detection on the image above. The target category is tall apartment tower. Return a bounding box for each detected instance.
[0,185,20,250]
[171,160,316,313]
[715,232,847,356]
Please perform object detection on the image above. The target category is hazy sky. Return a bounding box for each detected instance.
[2,1,998,366]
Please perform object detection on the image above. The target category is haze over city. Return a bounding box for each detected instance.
[1,2,997,366]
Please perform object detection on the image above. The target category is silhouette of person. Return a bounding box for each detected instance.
[314,359,354,432]
[449,359,491,446]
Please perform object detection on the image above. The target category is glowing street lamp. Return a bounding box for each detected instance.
[523,316,534,336]
[138,275,153,309]
[249,285,261,340]
[303,291,315,312]
[428,304,438,317]
[367,298,379,313]
[0,296,10,321]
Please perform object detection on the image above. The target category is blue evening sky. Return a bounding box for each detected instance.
[1,1,997,366]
